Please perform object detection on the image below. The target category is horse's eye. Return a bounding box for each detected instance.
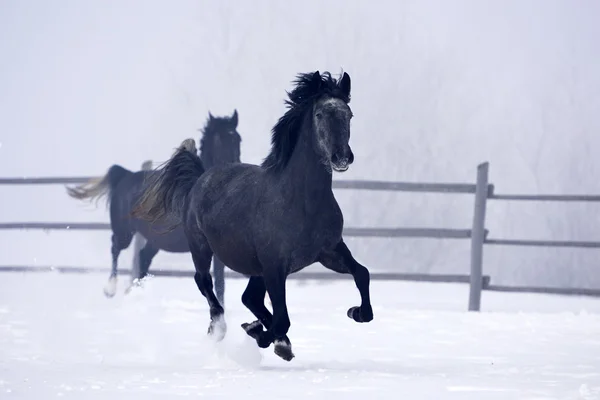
[316,113,323,119]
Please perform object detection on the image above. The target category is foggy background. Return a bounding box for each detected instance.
[1,0,599,289]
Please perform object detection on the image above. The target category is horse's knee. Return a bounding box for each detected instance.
[242,287,261,309]
[355,264,370,283]
[194,272,206,295]
[241,290,253,308]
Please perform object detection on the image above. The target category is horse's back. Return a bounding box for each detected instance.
[197,163,263,199]
[109,170,146,222]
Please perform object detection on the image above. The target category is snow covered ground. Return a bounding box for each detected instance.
[1,273,600,399]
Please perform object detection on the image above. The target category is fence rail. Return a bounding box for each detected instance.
[0,177,93,185]
[0,222,474,240]
[485,238,600,249]
[0,265,491,286]
[333,180,477,194]
[0,222,111,230]
[0,176,478,193]
[2,161,600,310]
[489,193,600,202]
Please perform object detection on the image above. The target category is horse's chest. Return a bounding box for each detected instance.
[285,211,343,269]
[314,212,343,242]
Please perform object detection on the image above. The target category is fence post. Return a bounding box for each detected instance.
[130,160,153,283]
[468,162,489,312]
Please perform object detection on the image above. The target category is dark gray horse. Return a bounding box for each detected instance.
[66,111,241,301]
[134,71,373,362]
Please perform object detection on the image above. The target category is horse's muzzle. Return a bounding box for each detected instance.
[331,148,354,172]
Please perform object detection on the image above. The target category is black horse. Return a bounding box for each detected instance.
[134,71,373,362]
[66,110,242,301]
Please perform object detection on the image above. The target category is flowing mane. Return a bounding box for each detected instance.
[198,116,215,157]
[261,71,351,172]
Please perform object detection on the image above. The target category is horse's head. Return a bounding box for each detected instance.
[262,71,355,174]
[199,109,242,168]
[311,72,354,173]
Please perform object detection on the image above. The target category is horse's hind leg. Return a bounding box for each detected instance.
[318,240,373,323]
[124,242,159,294]
[104,231,133,298]
[138,242,159,279]
[187,234,226,341]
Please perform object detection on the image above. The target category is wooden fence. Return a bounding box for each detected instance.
[1,161,600,311]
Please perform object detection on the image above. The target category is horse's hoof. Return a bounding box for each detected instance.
[347,306,373,323]
[242,322,271,348]
[241,320,263,341]
[274,339,295,362]
[208,315,227,341]
[124,278,145,295]
[103,277,117,298]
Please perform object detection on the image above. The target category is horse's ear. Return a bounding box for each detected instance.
[311,71,322,92]
[339,72,351,97]
[208,111,214,120]
[231,109,238,127]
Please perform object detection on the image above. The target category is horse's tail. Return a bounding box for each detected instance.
[66,165,130,207]
[132,138,204,229]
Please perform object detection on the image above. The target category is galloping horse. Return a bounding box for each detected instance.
[134,71,373,361]
[67,111,242,301]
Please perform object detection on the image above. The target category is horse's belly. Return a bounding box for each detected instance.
[134,223,190,253]
[206,235,261,276]
[288,246,323,274]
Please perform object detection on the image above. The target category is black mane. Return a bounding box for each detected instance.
[261,71,351,172]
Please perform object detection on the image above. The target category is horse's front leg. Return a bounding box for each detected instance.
[262,267,294,361]
[318,240,373,323]
[241,276,291,348]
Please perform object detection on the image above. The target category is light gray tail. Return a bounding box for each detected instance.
[66,165,130,207]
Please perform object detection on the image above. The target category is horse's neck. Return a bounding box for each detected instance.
[198,144,213,170]
[281,124,333,202]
